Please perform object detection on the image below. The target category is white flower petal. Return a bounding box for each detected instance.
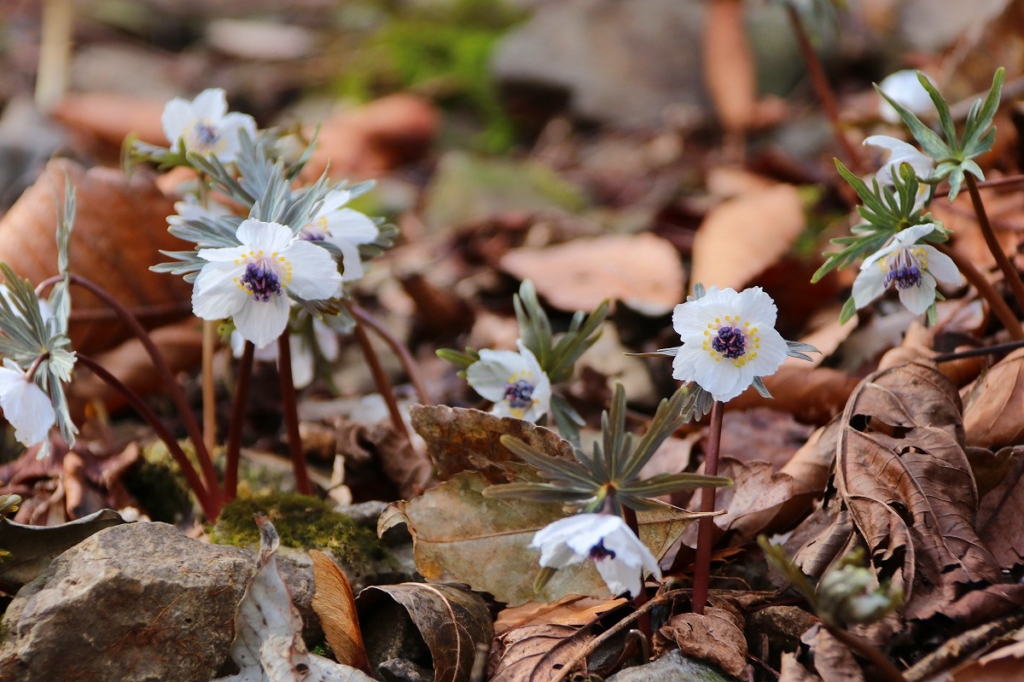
[734,286,779,327]
[852,265,887,310]
[193,261,249,320]
[0,364,55,447]
[921,246,961,286]
[893,224,938,246]
[196,245,246,263]
[237,220,294,252]
[161,97,192,145]
[898,274,937,315]
[190,88,228,120]
[878,70,934,123]
[337,240,366,283]
[467,349,529,401]
[280,240,343,300]
[234,294,291,347]
[325,209,379,246]
[314,320,340,362]
[290,335,316,389]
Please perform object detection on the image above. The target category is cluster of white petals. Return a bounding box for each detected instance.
[466,341,551,422]
[162,89,257,163]
[0,359,54,448]
[230,319,339,389]
[299,189,379,282]
[192,219,341,347]
[852,224,961,315]
[531,513,661,598]
[670,287,788,402]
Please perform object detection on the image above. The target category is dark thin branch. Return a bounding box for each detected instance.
[964,173,1024,313]
[348,302,430,405]
[350,315,411,443]
[224,340,254,502]
[934,244,1024,340]
[691,399,724,615]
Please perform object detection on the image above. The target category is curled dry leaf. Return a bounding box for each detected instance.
[356,582,493,682]
[310,550,371,674]
[799,625,866,682]
[493,595,626,636]
[779,652,824,682]
[378,471,700,605]
[961,348,1024,450]
[410,404,575,483]
[490,623,593,682]
[215,515,373,682]
[0,158,192,355]
[499,233,684,315]
[0,508,126,592]
[655,603,748,679]
[793,362,1002,627]
[690,184,805,291]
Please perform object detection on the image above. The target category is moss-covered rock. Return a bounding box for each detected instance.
[210,493,393,583]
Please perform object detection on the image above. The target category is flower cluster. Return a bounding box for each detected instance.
[812,70,1009,323]
[139,89,397,369]
[439,280,606,442]
[0,187,78,455]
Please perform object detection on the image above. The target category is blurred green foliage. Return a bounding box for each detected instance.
[338,0,526,153]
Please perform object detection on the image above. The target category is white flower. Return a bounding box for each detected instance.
[466,341,551,421]
[863,136,935,186]
[0,359,55,447]
[299,189,379,282]
[878,70,935,124]
[530,513,661,598]
[192,219,342,347]
[670,287,789,402]
[230,318,339,389]
[168,194,234,227]
[852,223,962,315]
[161,88,257,163]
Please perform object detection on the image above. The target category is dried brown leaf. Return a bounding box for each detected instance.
[357,582,493,682]
[779,652,824,682]
[962,348,1024,450]
[730,366,860,426]
[51,93,167,148]
[691,185,805,291]
[720,408,815,470]
[410,405,575,484]
[493,596,625,636]
[499,233,684,315]
[703,0,756,132]
[800,625,866,682]
[0,159,192,355]
[977,447,1024,569]
[794,363,1001,626]
[310,549,371,674]
[656,604,748,679]
[490,623,592,682]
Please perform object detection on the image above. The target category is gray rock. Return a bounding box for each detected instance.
[606,649,731,682]
[491,0,711,127]
[0,522,334,682]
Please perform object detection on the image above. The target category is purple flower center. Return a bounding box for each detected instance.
[589,539,616,561]
[240,261,283,302]
[503,379,535,409]
[193,121,220,146]
[885,248,924,289]
[711,326,746,359]
[302,231,327,242]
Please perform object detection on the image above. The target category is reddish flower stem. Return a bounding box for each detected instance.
[964,173,1024,313]
[934,244,1024,340]
[224,340,254,502]
[76,353,219,520]
[691,400,724,615]
[785,5,865,176]
[277,333,312,495]
[825,624,906,682]
[348,302,431,405]
[349,314,411,443]
[37,274,222,510]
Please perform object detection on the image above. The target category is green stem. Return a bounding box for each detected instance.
[691,400,724,615]
[76,353,218,520]
[964,173,1024,313]
[224,340,254,502]
[277,333,312,496]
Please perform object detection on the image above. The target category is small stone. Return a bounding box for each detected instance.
[605,649,731,682]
